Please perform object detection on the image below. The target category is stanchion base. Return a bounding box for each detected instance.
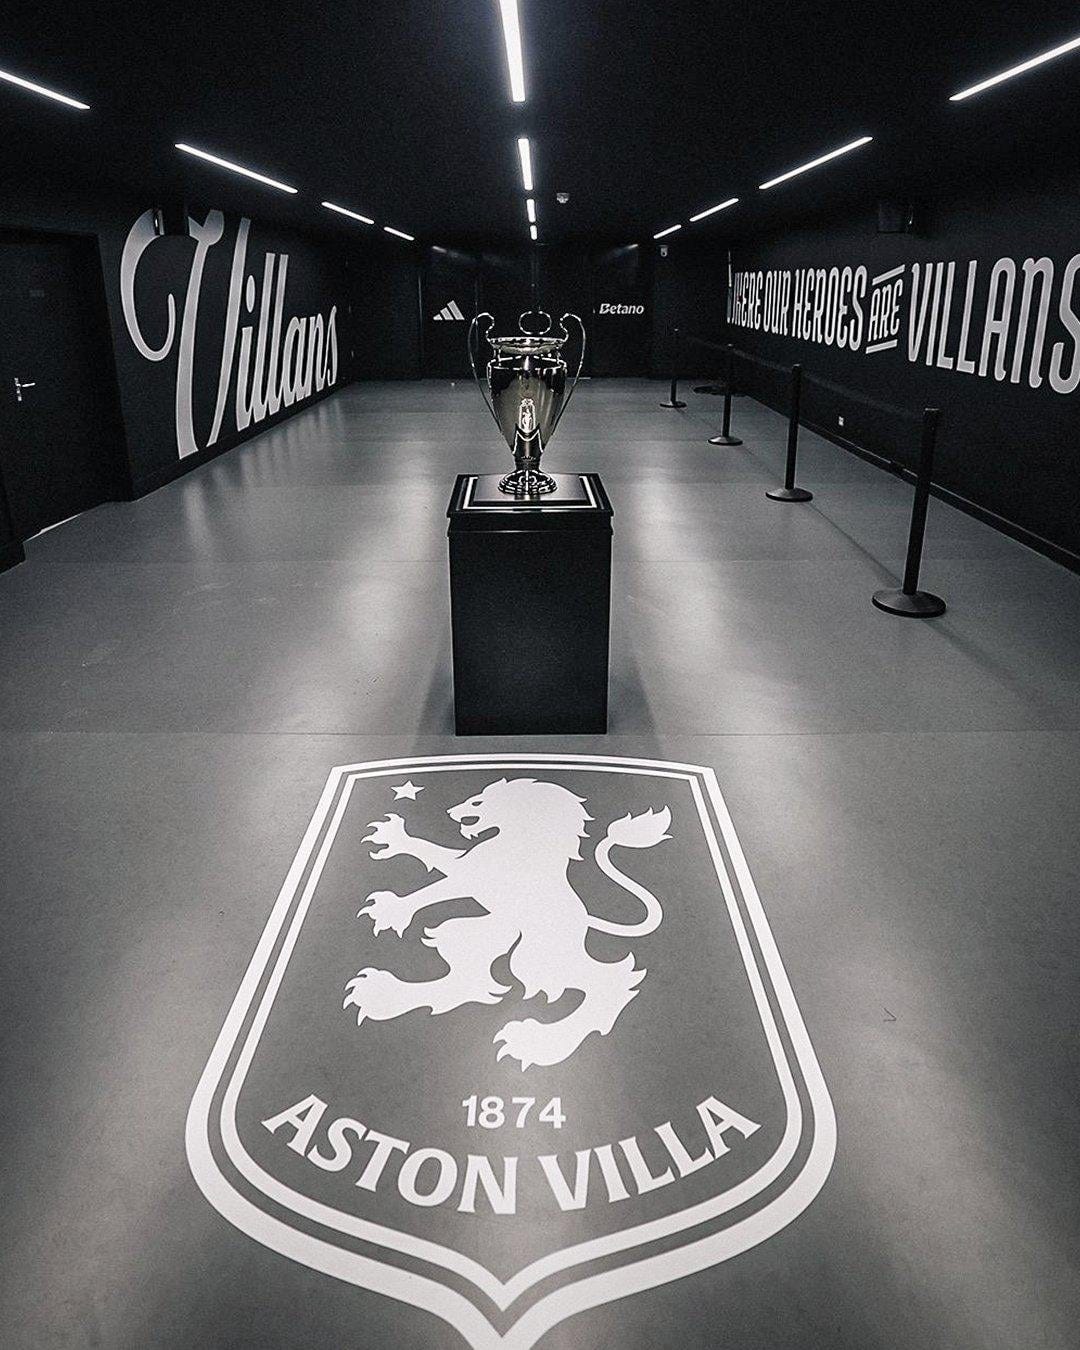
[708,434,743,446]
[766,486,813,502]
[872,588,946,618]
[659,400,687,409]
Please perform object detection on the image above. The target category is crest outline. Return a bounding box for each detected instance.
[186,753,836,1348]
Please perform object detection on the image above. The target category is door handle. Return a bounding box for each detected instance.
[14,377,37,403]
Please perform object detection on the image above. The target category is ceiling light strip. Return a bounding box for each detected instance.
[498,0,527,102]
[653,224,682,239]
[517,137,534,192]
[175,143,297,192]
[321,201,374,224]
[950,32,1080,101]
[383,226,415,241]
[689,196,739,222]
[529,224,538,241]
[758,136,872,190]
[526,197,536,223]
[0,66,89,109]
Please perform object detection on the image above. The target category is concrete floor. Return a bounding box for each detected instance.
[0,378,1078,1349]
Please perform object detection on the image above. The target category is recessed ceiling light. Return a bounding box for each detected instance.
[526,198,536,223]
[529,224,538,242]
[517,137,534,192]
[175,143,297,193]
[950,32,1080,101]
[689,197,739,222]
[653,224,682,239]
[758,136,872,190]
[0,65,89,110]
[498,0,527,102]
[321,201,374,224]
[383,226,415,241]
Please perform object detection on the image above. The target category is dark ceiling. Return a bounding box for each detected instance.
[1,1,1079,248]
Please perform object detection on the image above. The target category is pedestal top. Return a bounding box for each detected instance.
[447,473,612,531]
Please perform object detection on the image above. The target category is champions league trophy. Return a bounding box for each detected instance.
[467,310,586,496]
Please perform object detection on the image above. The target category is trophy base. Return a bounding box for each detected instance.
[499,468,558,497]
[456,474,596,508]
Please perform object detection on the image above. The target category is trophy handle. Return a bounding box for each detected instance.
[551,311,586,434]
[467,311,500,428]
[518,309,553,336]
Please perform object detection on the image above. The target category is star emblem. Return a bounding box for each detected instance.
[391,781,424,801]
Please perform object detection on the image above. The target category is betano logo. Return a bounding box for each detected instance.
[434,300,467,322]
[599,302,645,316]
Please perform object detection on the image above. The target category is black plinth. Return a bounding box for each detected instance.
[447,472,613,735]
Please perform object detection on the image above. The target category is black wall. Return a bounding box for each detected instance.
[356,237,727,385]
[351,245,423,381]
[3,165,1078,571]
[649,240,728,379]
[118,209,351,493]
[0,177,356,512]
[414,243,656,380]
[423,246,483,378]
[720,170,1080,562]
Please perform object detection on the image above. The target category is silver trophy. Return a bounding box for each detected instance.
[468,309,586,496]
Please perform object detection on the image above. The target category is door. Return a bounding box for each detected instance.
[0,231,128,539]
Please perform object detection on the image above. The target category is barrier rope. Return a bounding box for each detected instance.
[665,329,947,617]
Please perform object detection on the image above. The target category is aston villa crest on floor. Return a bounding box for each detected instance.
[187,754,835,1349]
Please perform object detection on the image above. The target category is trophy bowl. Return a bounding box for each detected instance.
[468,309,586,496]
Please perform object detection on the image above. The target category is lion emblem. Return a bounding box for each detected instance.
[343,777,672,1069]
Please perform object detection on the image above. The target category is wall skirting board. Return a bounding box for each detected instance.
[127,382,347,498]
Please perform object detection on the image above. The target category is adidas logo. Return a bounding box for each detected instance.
[433,300,466,321]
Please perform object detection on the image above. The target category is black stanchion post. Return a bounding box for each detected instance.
[659,326,687,408]
[873,408,946,617]
[766,363,812,502]
[709,343,743,446]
